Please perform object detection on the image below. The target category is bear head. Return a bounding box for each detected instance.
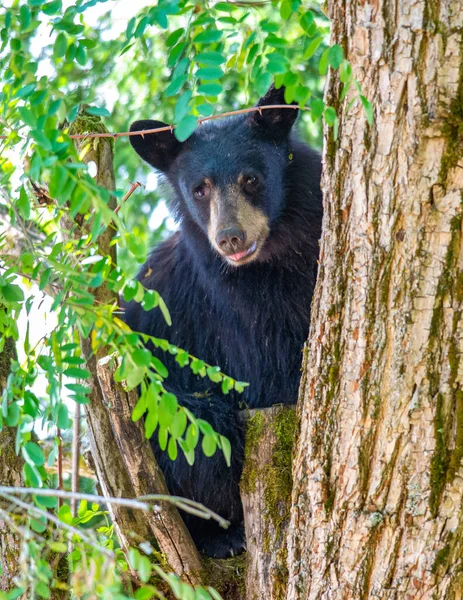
[129,85,298,267]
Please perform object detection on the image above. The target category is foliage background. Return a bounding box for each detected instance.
[0,0,366,597]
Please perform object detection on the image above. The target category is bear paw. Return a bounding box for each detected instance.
[197,525,246,559]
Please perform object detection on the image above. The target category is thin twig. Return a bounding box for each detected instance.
[1,491,114,557]
[0,104,308,140]
[0,486,229,528]
[71,406,80,517]
[115,181,142,214]
[57,428,63,508]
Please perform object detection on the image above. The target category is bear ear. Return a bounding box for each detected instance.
[129,120,183,172]
[248,84,298,138]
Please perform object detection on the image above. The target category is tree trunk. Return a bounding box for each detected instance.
[240,405,296,600]
[287,2,463,599]
[0,337,23,591]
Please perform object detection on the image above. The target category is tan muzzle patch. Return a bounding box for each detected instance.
[207,184,270,263]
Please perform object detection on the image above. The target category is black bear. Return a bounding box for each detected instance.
[125,84,323,558]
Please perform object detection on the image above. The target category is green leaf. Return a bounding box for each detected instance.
[158,296,172,326]
[126,366,146,389]
[310,98,325,121]
[196,67,223,81]
[132,348,153,368]
[215,1,238,11]
[76,43,87,66]
[206,366,222,383]
[30,517,47,534]
[24,463,42,487]
[360,95,374,125]
[280,0,292,20]
[319,47,330,75]
[35,494,58,509]
[65,383,90,394]
[165,75,187,97]
[196,52,225,66]
[151,356,168,378]
[174,115,197,142]
[19,5,31,30]
[193,30,222,44]
[1,283,24,303]
[255,72,272,96]
[5,402,20,427]
[304,37,323,61]
[134,16,149,38]
[64,367,91,379]
[197,103,214,117]
[202,434,217,457]
[220,436,231,467]
[300,10,314,33]
[198,83,222,96]
[167,436,178,460]
[328,44,344,69]
[186,423,199,449]
[53,32,67,58]
[166,28,184,47]
[138,555,152,583]
[174,91,192,123]
[160,392,178,415]
[49,542,67,553]
[324,106,337,126]
[167,42,186,67]
[142,290,159,311]
[145,409,158,438]
[132,395,147,422]
[23,441,45,466]
[42,1,62,15]
[86,106,110,117]
[57,403,69,429]
[58,504,73,524]
[48,165,69,202]
[158,426,168,450]
[234,381,248,393]
[170,410,187,439]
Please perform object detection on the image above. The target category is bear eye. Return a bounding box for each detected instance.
[193,182,210,201]
[243,175,259,193]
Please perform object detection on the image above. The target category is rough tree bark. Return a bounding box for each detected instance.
[0,337,23,591]
[287,2,463,599]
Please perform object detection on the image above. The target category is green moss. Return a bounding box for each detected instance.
[447,390,463,483]
[263,408,297,542]
[240,412,265,494]
[271,545,289,600]
[68,106,115,153]
[427,211,463,509]
[353,524,382,600]
[439,48,463,184]
[432,543,451,575]
[203,554,246,600]
[323,453,335,514]
[358,430,376,508]
[430,394,450,516]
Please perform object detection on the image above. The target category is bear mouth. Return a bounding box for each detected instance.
[224,241,258,265]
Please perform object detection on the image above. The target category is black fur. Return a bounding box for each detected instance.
[125,86,323,558]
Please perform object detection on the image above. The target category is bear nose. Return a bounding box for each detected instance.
[216,227,246,253]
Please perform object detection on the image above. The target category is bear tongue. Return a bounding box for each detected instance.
[228,248,250,262]
[228,242,257,262]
